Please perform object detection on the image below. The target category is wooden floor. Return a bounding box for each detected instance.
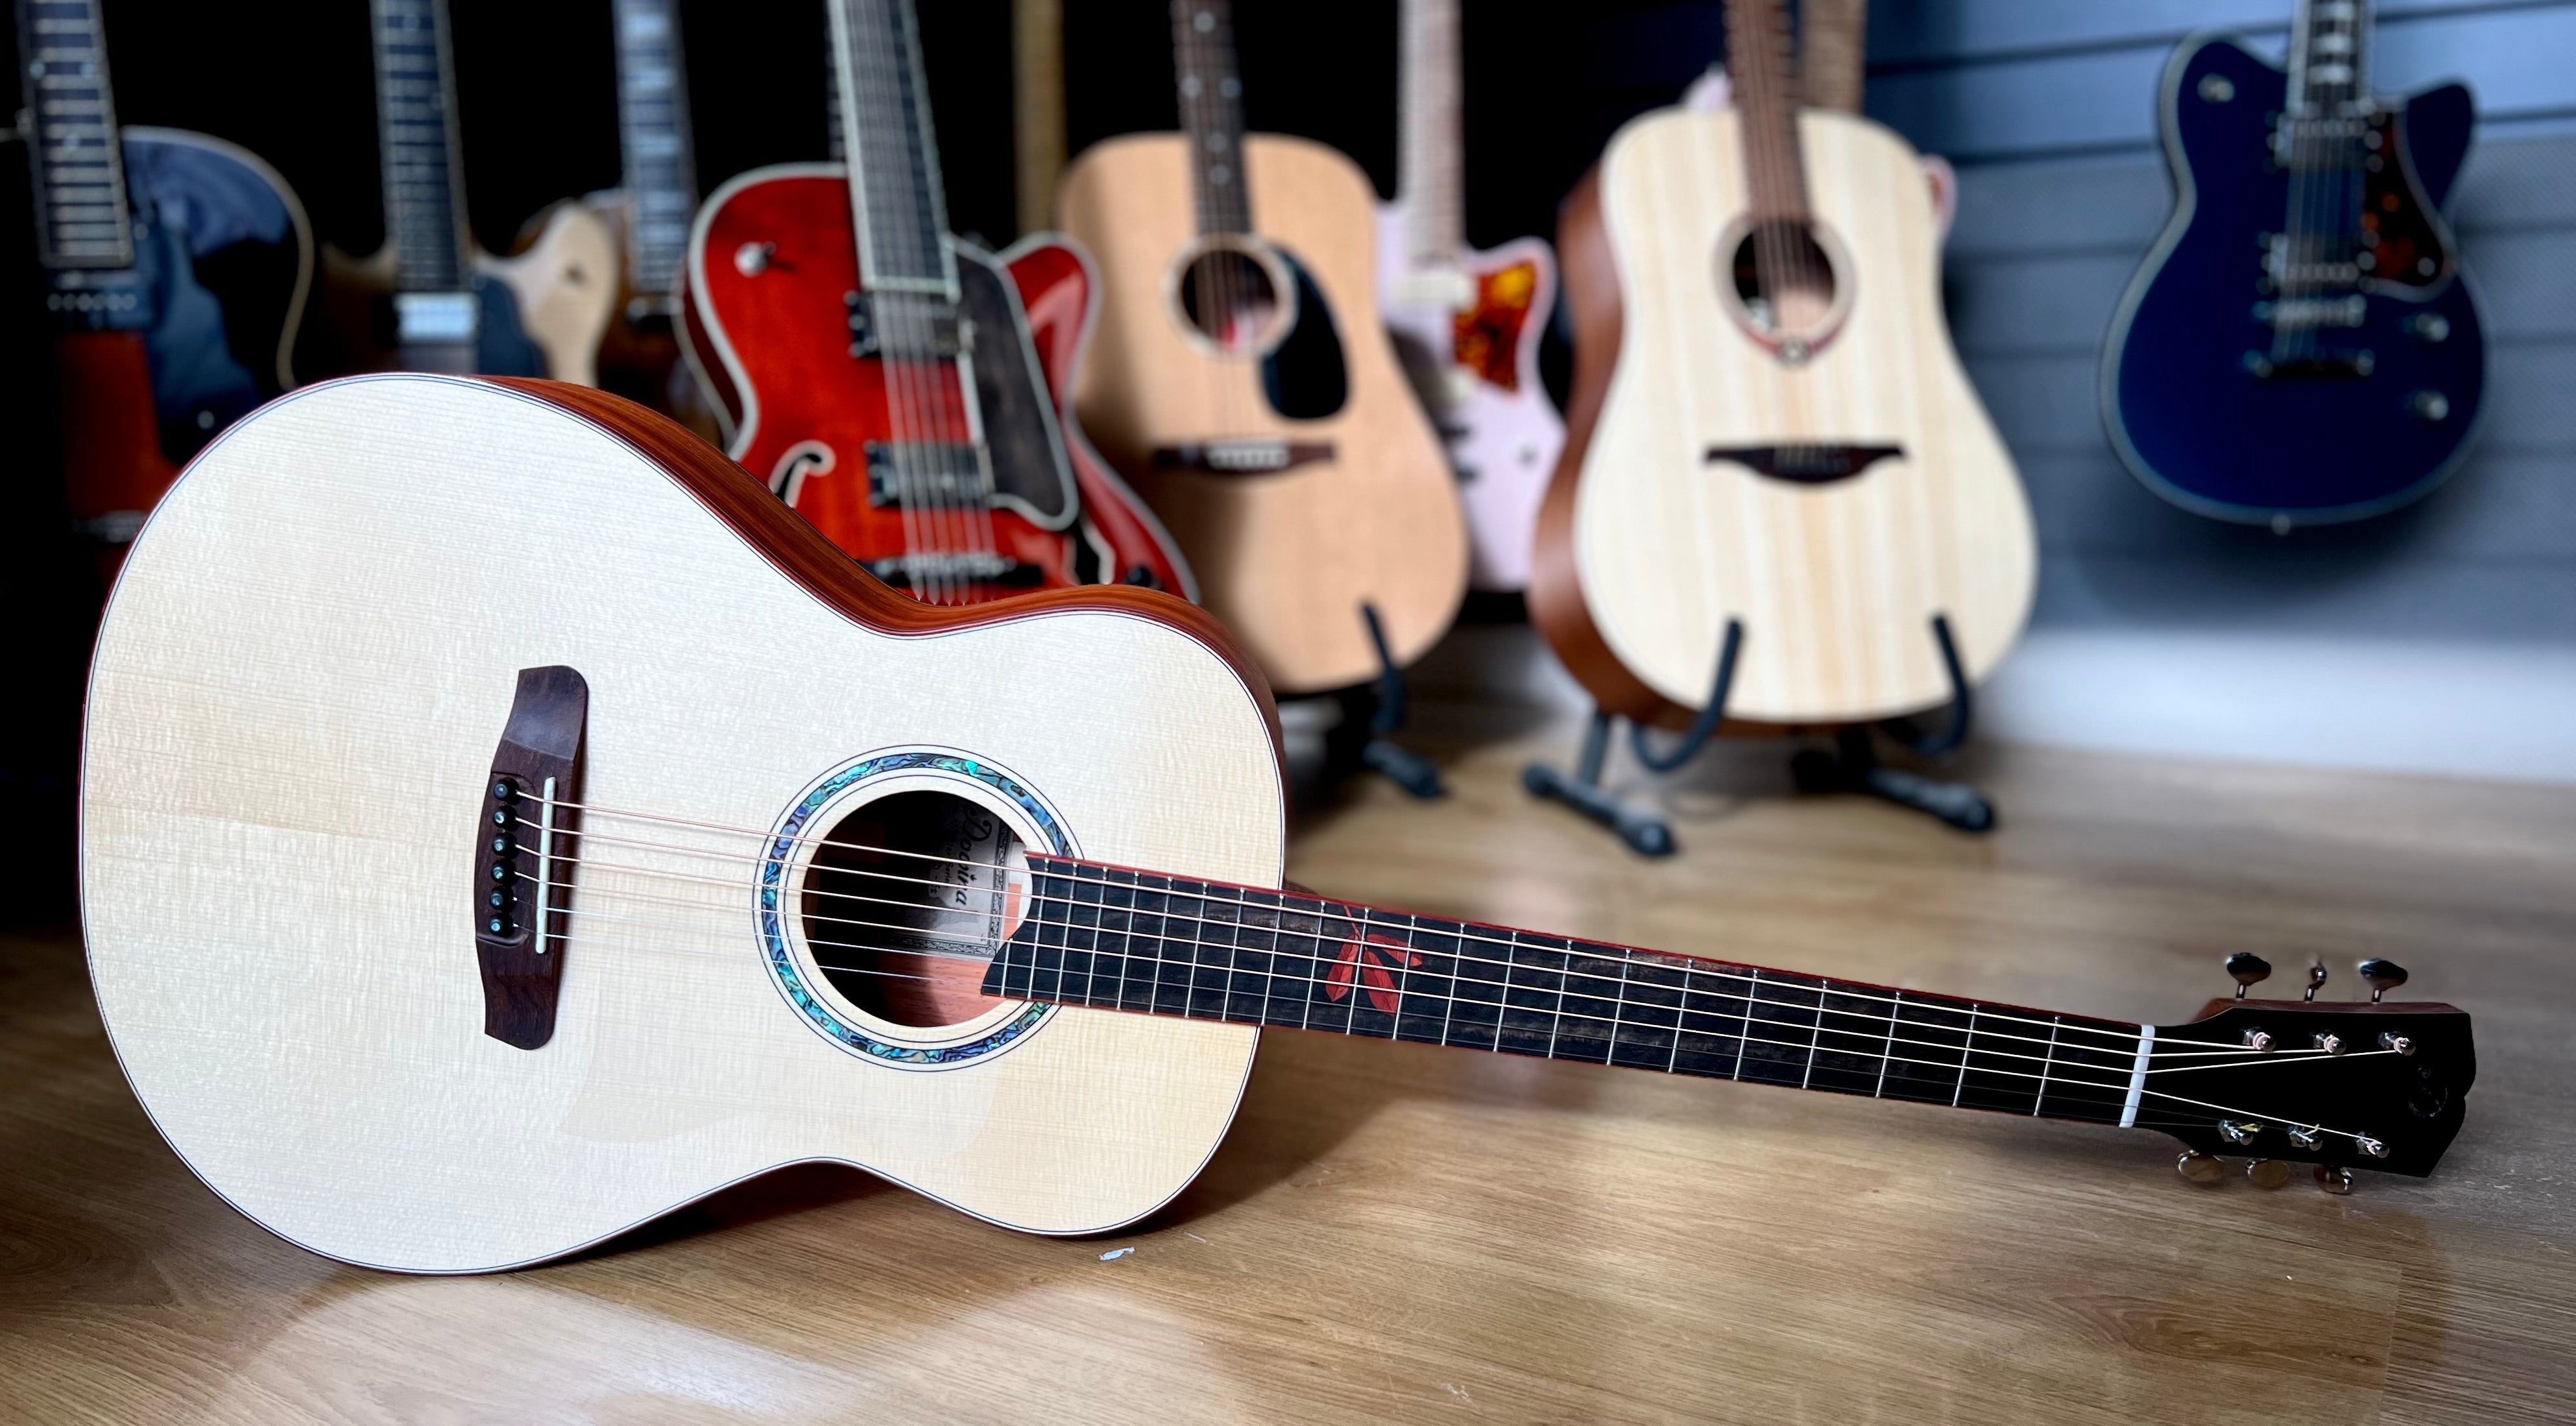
[8,697,2576,1423]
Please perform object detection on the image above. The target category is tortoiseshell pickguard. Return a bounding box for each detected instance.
[1453,260,1541,392]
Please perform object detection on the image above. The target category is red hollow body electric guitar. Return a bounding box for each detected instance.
[679,0,1189,602]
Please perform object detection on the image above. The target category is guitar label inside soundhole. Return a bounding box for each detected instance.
[801,790,1028,1028]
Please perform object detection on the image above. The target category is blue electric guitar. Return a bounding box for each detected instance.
[2101,0,2485,528]
[8,0,311,580]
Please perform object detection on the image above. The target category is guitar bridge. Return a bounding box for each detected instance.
[1703,444,1904,485]
[1153,440,1335,476]
[474,666,587,1050]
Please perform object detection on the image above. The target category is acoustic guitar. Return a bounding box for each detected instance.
[680,0,1190,601]
[1532,0,2033,728]
[10,0,311,586]
[1376,0,1562,594]
[81,374,2473,1272]
[304,0,615,383]
[2101,0,2485,528]
[1056,0,1465,694]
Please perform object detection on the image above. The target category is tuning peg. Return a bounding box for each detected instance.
[2359,958,2409,1003]
[2246,1159,2293,1190]
[2315,1164,2355,1194]
[2224,952,2272,998]
[2176,1150,2226,1185]
[2302,959,2329,1002]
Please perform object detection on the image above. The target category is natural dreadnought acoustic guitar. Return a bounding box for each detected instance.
[82,376,2472,1273]
[1057,0,1465,692]
[1532,0,2033,728]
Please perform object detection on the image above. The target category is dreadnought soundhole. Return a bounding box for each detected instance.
[801,790,1027,1028]
[1172,238,1293,356]
[1718,217,1851,359]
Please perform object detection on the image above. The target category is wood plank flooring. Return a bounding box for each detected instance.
[7,704,2575,1423]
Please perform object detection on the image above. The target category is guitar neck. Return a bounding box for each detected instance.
[1394,0,1461,262]
[16,0,134,278]
[610,0,697,302]
[826,0,955,298]
[2289,0,2370,117]
[986,857,2153,1130]
[1170,0,1251,236]
[1722,0,1811,223]
[369,0,472,293]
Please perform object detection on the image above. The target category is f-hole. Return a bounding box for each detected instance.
[801,790,1027,1028]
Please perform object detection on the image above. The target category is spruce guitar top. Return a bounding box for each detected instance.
[1531,0,2034,729]
[82,375,2472,1274]
[1056,0,1465,694]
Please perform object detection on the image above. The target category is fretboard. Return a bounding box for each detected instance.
[1393,0,1461,263]
[1170,0,1251,236]
[826,0,955,296]
[2289,0,2370,119]
[16,0,133,272]
[985,858,2151,1128]
[369,0,471,293]
[611,0,697,301]
[1723,0,1811,224]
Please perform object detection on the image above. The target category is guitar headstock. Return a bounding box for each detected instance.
[2149,978,2475,1181]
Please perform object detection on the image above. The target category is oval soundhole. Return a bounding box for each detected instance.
[1175,243,1290,355]
[801,790,1027,1028]
[1720,218,1848,359]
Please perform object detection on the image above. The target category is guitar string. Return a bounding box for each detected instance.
[503,800,2294,1057]
[511,850,2365,1069]
[506,901,2381,1140]
[510,891,2257,1111]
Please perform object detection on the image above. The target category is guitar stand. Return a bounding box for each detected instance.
[1328,603,1445,800]
[1523,615,1995,856]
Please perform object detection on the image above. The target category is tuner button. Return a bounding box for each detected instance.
[2359,958,2409,1003]
[2246,1159,2293,1190]
[2303,960,2329,1002]
[2315,1164,2356,1195]
[2176,1151,2226,1185]
[2357,1135,2390,1159]
[2313,1032,2346,1056]
[2379,1032,2414,1056]
[2288,1125,2324,1150]
[2244,1028,2276,1053]
[2219,1120,2261,1146]
[2225,952,2272,998]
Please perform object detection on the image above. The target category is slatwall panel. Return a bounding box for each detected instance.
[1872,0,2576,640]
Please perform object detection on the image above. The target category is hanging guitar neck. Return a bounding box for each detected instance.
[1170,0,1252,236]
[17,0,138,315]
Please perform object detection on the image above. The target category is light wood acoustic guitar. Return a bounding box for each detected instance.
[305,0,616,384]
[1055,0,1465,694]
[1376,0,1563,594]
[680,0,1191,601]
[81,374,2472,1272]
[1531,0,2034,728]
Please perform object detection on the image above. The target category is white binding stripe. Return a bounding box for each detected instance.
[2120,1024,2154,1128]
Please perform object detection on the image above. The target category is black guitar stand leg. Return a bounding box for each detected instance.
[1787,614,1997,832]
[1345,602,1443,799]
[1522,620,1742,857]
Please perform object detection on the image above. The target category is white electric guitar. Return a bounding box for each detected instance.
[80,376,2470,1272]
[1375,0,1564,592]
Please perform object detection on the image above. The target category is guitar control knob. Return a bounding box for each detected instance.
[2359,959,2409,1002]
[2176,1151,2226,1185]
[2219,1120,2260,1146]
[2288,1124,2324,1150]
[2224,952,2272,998]
[2243,1028,2276,1052]
[2303,960,2329,1001]
[2246,1159,2293,1190]
[2411,390,2451,422]
[2315,1164,2356,1194]
[2408,312,2450,343]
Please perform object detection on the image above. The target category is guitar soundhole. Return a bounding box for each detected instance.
[1175,245,1286,355]
[1724,219,1843,354]
[800,790,1027,1028]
